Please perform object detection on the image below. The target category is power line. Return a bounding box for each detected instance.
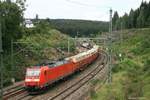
[66,0,91,7]
[65,0,111,9]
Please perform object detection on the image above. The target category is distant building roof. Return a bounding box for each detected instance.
[24,19,34,28]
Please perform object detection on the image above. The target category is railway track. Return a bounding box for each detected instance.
[4,83,23,93]
[3,84,34,100]
[4,51,108,100]
[3,85,26,100]
[47,52,108,100]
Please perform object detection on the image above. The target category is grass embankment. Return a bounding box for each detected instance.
[91,28,150,100]
[19,29,74,63]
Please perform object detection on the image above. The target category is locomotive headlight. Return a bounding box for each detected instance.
[25,79,32,82]
[25,78,39,82]
[34,79,40,82]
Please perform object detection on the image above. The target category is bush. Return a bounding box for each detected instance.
[132,37,150,55]
[112,58,137,73]
[143,58,150,76]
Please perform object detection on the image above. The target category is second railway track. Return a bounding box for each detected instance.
[3,83,26,100]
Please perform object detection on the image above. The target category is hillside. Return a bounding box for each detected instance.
[91,28,150,100]
[19,29,75,63]
[33,19,108,37]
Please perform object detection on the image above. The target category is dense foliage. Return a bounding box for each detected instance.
[112,1,150,30]
[46,19,108,37]
[0,0,25,50]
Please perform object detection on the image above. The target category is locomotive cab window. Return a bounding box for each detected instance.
[26,69,40,76]
[48,60,68,68]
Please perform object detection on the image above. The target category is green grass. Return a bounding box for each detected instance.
[20,29,68,50]
[18,29,75,64]
[92,72,125,100]
[91,28,150,100]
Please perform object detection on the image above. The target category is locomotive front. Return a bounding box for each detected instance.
[25,68,41,90]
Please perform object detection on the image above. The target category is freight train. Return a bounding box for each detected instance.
[24,45,99,91]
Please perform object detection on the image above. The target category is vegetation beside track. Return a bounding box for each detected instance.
[91,28,150,100]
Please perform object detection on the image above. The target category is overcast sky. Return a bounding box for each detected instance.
[24,0,150,21]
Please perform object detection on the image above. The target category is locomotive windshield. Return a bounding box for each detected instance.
[26,69,40,76]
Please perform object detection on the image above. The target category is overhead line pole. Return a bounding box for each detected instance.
[0,11,4,100]
[108,9,112,83]
[121,22,123,45]
[11,39,15,84]
[68,37,70,55]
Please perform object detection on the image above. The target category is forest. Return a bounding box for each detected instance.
[112,1,150,30]
[31,18,109,37]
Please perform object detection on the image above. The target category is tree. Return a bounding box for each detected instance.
[36,14,39,20]
[137,7,145,28]
[122,13,129,29]
[16,0,26,11]
[133,8,140,28]
[0,1,25,50]
[112,11,119,30]
[146,2,150,26]
[137,1,150,27]
[143,1,150,27]
[115,1,150,29]
[115,18,122,30]
[6,0,11,3]
[147,16,150,26]
[129,9,134,28]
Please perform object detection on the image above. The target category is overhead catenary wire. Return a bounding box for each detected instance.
[65,0,111,21]
[65,0,111,9]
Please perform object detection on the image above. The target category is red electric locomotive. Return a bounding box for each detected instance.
[25,45,99,91]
